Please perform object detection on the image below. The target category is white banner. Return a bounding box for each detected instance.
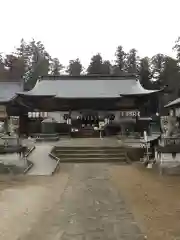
[119,111,140,117]
[28,112,48,118]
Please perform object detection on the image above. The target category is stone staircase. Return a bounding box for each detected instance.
[53,146,128,163]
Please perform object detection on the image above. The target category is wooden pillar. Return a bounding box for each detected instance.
[4,117,9,134]
[135,115,138,134]
[0,105,9,134]
[68,110,72,137]
[19,114,29,136]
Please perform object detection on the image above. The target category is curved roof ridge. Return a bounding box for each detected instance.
[39,74,138,81]
[119,79,161,96]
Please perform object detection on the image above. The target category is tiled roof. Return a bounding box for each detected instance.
[0,82,23,103]
[17,76,159,98]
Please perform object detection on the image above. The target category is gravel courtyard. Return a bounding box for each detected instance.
[0,162,180,239]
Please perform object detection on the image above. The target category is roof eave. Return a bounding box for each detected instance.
[164,102,180,108]
[120,89,163,97]
[164,96,180,108]
[16,92,55,98]
[0,95,18,104]
[54,96,122,99]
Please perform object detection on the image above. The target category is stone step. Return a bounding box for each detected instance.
[54,146,125,150]
[35,137,59,142]
[58,153,126,158]
[60,157,127,163]
[53,145,127,163]
[71,133,101,138]
[55,149,125,154]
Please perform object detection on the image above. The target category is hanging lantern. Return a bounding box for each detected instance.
[28,112,32,118]
[36,112,39,118]
[32,112,36,118]
[67,118,71,125]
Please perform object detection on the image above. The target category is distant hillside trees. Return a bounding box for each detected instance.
[0,37,180,111]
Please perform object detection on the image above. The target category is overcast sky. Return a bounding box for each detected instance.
[1,0,179,66]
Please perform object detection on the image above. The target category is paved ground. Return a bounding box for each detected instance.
[0,163,145,240]
[1,136,180,240]
[27,144,57,176]
[28,163,144,240]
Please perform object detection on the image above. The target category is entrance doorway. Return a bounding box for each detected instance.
[79,115,99,126]
[78,111,100,127]
[72,111,100,137]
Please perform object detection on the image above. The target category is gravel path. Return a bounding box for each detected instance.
[0,163,145,240]
[0,173,69,240]
[22,163,144,240]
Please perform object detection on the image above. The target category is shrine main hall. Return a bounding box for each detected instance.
[0,74,161,137]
